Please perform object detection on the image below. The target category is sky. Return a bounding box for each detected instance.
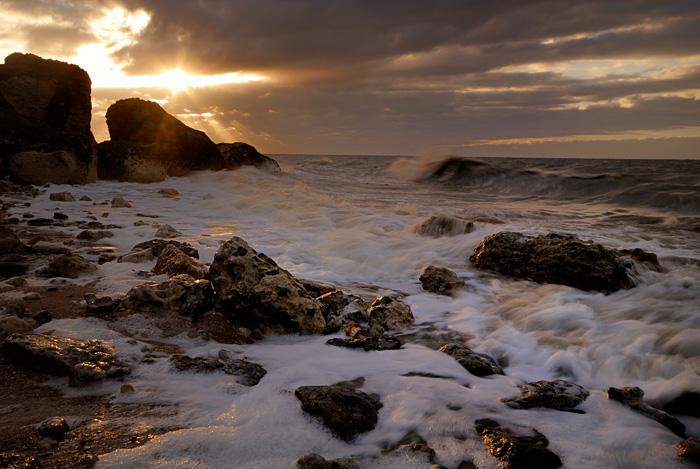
[1,0,699,158]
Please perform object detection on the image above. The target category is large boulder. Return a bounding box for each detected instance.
[101,98,224,178]
[217,142,281,172]
[0,53,97,185]
[96,140,170,182]
[208,236,325,334]
[470,232,634,293]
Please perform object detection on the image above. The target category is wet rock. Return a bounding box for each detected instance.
[208,236,325,334]
[0,333,130,385]
[49,191,75,202]
[38,416,70,441]
[76,230,114,242]
[415,215,475,237]
[475,418,562,469]
[295,383,382,441]
[158,188,179,197]
[30,241,70,255]
[53,212,68,220]
[130,239,199,258]
[367,296,414,336]
[154,224,182,238]
[97,139,170,183]
[0,253,30,278]
[152,244,208,279]
[470,232,633,293]
[217,142,281,172]
[218,350,267,386]
[298,278,337,298]
[0,316,34,341]
[170,354,224,373]
[439,343,504,377]
[26,217,55,226]
[296,452,360,469]
[117,248,155,264]
[0,453,41,469]
[607,386,686,438]
[677,437,700,464]
[22,292,40,301]
[39,253,96,278]
[110,197,131,208]
[662,391,700,417]
[122,274,215,317]
[345,322,366,338]
[0,226,27,254]
[620,248,663,273]
[503,380,589,411]
[326,336,402,351]
[84,294,122,317]
[419,266,465,296]
[384,443,436,466]
[79,195,91,201]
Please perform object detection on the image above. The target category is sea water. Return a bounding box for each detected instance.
[7,155,700,468]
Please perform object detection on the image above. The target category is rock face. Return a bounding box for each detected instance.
[419,266,465,296]
[217,142,281,172]
[415,215,475,237]
[295,384,382,441]
[470,232,634,293]
[367,296,414,336]
[475,418,563,469]
[151,244,208,279]
[503,380,589,411]
[101,98,224,178]
[607,386,686,438]
[439,343,504,377]
[122,274,215,317]
[0,333,130,385]
[208,236,325,334]
[0,53,97,185]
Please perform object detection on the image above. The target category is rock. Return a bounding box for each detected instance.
[415,215,475,237]
[0,333,130,385]
[122,274,215,317]
[121,384,135,394]
[0,226,27,254]
[110,197,131,208]
[662,391,700,417]
[470,232,633,293]
[317,291,368,329]
[419,266,465,295]
[129,239,199,259]
[218,350,267,386]
[26,217,55,226]
[0,453,41,469]
[30,241,70,255]
[326,336,402,351]
[49,191,75,201]
[84,294,122,317]
[80,195,91,201]
[295,383,382,441]
[367,296,414,336]
[22,292,40,301]
[677,437,700,464]
[154,224,182,238]
[117,248,155,264]
[607,386,687,438]
[170,354,224,373]
[0,253,30,278]
[76,230,114,242]
[296,453,360,469]
[217,142,281,172]
[152,244,208,279]
[503,380,589,411]
[298,278,337,298]
[345,322,366,338]
[158,188,179,197]
[53,212,68,220]
[208,236,325,334]
[0,316,34,341]
[104,98,224,176]
[97,140,170,182]
[439,343,504,377]
[38,416,70,441]
[40,253,96,278]
[474,418,562,469]
[620,248,663,272]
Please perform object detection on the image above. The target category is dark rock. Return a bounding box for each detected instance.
[296,453,360,469]
[217,142,281,172]
[295,384,382,441]
[110,197,131,208]
[49,191,75,202]
[117,248,155,264]
[318,291,368,332]
[415,215,475,237]
[97,140,170,182]
[208,236,325,334]
[419,266,465,295]
[0,253,30,278]
[662,391,700,417]
[32,310,52,325]
[0,333,130,385]
[0,316,34,341]
[170,354,224,373]
[384,443,436,465]
[38,416,70,441]
[130,239,199,259]
[26,217,54,226]
[152,244,207,279]
[475,418,562,469]
[84,294,122,317]
[677,437,700,464]
[326,336,402,351]
[0,226,27,254]
[503,380,589,411]
[158,188,179,197]
[39,253,96,278]
[53,212,68,220]
[620,248,662,272]
[470,232,633,293]
[218,350,267,386]
[607,386,686,438]
[154,224,182,238]
[298,278,336,298]
[30,241,70,255]
[367,296,414,336]
[76,230,114,242]
[122,274,215,317]
[439,343,504,377]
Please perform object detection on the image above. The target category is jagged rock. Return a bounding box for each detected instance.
[97,140,170,183]
[40,253,96,278]
[318,291,368,334]
[129,239,199,259]
[152,244,207,279]
[367,296,414,337]
[503,380,589,411]
[419,266,465,295]
[439,343,504,377]
[208,236,325,334]
[677,438,700,464]
[475,418,562,469]
[117,248,155,264]
[38,417,70,441]
[662,391,700,417]
[110,197,131,208]
[154,224,182,238]
[296,453,360,469]
[218,350,267,386]
[76,230,114,242]
[49,191,75,202]
[470,232,634,293]
[298,278,337,298]
[217,142,281,172]
[0,316,34,341]
[415,215,475,237]
[122,274,215,317]
[295,383,382,441]
[158,188,179,197]
[607,386,686,438]
[0,333,130,385]
[326,336,402,351]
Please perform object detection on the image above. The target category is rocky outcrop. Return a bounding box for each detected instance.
[296,453,359,469]
[0,53,97,185]
[208,236,325,334]
[439,343,504,377]
[415,215,474,237]
[326,336,402,351]
[122,274,215,317]
[503,380,589,411]
[419,266,465,296]
[217,142,281,172]
[607,386,686,438]
[475,418,562,469]
[100,98,224,179]
[151,244,208,279]
[470,232,637,293]
[295,383,382,441]
[367,296,414,337]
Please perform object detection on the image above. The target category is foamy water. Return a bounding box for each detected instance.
[4,155,700,468]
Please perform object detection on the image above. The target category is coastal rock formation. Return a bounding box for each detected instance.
[607,386,686,438]
[503,380,589,411]
[475,418,563,469]
[415,215,475,237]
[326,335,402,351]
[439,343,504,377]
[470,232,634,293]
[296,453,360,469]
[96,140,170,183]
[217,142,281,172]
[122,274,215,317]
[208,236,325,334]
[419,265,465,296]
[0,53,97,185]
[151,244,208,279]
[367,296,414,336]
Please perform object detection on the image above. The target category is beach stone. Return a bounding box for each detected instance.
[662,391,700,417]
[0,333,130,385]
[154,224,182,238]
[76,230,114,242]
[158,188,179,197]
[38,416,70,441]
[217,142,281,172]
[368,296,414,336]
[415,215,475,237]
[53,212,68,220]
[326,335,402,351]
[40,253,96,278]
[218,350,268,386]
[503,380,589,411]
[439,343,504,377]
[130,239,199,258]
[26,217,55,226]
[419,266,465,296]
[295,383,382,441]
[122,274,215,317]
[620,248,663,272]
[110,197,131,208]
[296,453,360,469]
[0,226,27,254]
[470,232,633,293]
[475,418,562,469]
[208,236,325,334]
[117,248,155,264]
[607,386,687,438]
[677,437,700,464]
[0,316,34,342]
[49,191,75,202]
[97,139,170,182]
[152,244,208,279]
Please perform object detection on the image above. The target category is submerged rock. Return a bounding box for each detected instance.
[218,350,267,386]
[503,380,589,411]
[154,224,182,238]
[367,296,414,336]
[475,418,562,469]
[415,215,475,237]
[296,453,360,469]
[170,354,224,373]
[217,142,281,172]
[122,274,215,317]
[607,386,686,438]
[419,266,465,296]
[326,335,402,351]
[110,197,131,208]
[151,244,208,279]
[439,343,504,377]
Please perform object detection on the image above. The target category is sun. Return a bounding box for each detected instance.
[160,69,191,94]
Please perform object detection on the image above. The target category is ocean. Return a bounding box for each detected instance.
[12,154,700,467]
